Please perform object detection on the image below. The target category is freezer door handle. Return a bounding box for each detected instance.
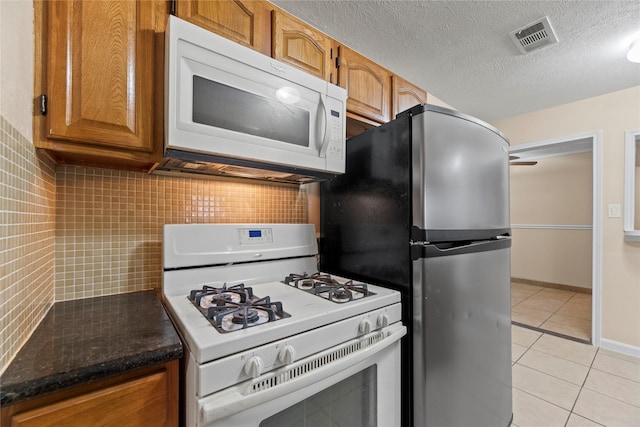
[411,225,511,245]
[411,237,511,259]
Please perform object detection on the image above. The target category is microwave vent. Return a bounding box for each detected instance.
[509,16,559,54]
[155,155,325,185]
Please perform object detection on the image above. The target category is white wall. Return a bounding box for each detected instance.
[510,152,593,288]
[427,93,456,111]
[0,0,34,139]
[493,86,640,349]
[636,165,640,229]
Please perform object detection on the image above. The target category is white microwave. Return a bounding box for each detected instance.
[157,15,347,184]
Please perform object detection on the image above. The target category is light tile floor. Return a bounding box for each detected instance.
[512,281,592,342]
[511,325,640,427]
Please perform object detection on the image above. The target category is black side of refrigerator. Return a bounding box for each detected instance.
[320,115,414,427]
[321,104,513,427]
[320,115,413,289]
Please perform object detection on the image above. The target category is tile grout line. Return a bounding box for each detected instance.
[511,283,591,342]
[564,346,600,425]
[512,285,558,327]
[589,365,640,385]
[579,355,640,410]
[535,289,575,331]
[514,329,640,426]
[515,331,592,427]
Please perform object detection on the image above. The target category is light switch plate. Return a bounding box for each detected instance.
[607,204,621,218]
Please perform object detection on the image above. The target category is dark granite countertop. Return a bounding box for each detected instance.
[0,291,183,406]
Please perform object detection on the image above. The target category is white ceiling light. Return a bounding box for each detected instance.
[628,39,640,63]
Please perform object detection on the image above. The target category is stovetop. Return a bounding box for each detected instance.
[162,223,402,364]
[164,271,400,364]
[187,273,377,334]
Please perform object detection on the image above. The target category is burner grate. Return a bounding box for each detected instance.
[188,284,290,333]
[284,272,374,303]
[190,283,253,307]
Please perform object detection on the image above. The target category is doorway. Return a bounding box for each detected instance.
[509,131,602,346]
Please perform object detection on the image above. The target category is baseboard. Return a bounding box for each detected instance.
[511,277,591,294]
[599,338,640,358]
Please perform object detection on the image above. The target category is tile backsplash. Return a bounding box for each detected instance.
[55,166,309,301]
[1,114,310,374]
[0,116,56,374]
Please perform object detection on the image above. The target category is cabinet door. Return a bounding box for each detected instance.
[2,361,179,427]
[175,0,272,56]
[271,10,335,82]
[45,0,159,154]
[337,45,392,124]
[392,75,427,118]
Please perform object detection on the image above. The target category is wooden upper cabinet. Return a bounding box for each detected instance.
[35,0,165,171]
[337,45,392,124]
[392,75,427,118]
[271,10,335,82]
[174,0,272,56]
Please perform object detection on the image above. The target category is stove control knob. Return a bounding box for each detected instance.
[244,356,264,378]
[358,319,372,335]
[278,345,296,365]
[376,313,389,328]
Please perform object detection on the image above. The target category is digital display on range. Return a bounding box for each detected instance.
[249,230,262,238]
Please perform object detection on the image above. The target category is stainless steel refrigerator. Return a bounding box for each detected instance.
[320,104,512,427]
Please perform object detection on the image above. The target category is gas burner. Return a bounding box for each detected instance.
[209,297,289,332]
[330,288,353,303]
[188,285,290,333]
[232,308,259,324]
[284,273,374,303]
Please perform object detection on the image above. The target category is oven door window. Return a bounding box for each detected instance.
[192,76,310,148]
[260,366,377,427]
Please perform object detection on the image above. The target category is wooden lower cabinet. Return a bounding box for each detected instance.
[1,361,179,427]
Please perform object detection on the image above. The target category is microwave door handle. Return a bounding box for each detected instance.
[318,93,329,156]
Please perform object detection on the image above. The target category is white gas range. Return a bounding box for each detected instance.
[162,224,405,427]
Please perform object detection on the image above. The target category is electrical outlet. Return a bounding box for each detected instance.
[608,204,621,218]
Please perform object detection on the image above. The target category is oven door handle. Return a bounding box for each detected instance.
[199,324,406,425]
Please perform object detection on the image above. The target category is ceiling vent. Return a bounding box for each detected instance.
[509,16,559,54]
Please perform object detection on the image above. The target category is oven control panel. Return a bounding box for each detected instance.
[196,302,404,397]
[238,228,273,244]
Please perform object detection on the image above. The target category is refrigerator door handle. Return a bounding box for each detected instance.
[411,237,511,259]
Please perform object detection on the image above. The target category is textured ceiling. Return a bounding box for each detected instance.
[271,0,640,122]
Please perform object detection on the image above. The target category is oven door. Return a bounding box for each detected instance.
[197,323,405,427]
